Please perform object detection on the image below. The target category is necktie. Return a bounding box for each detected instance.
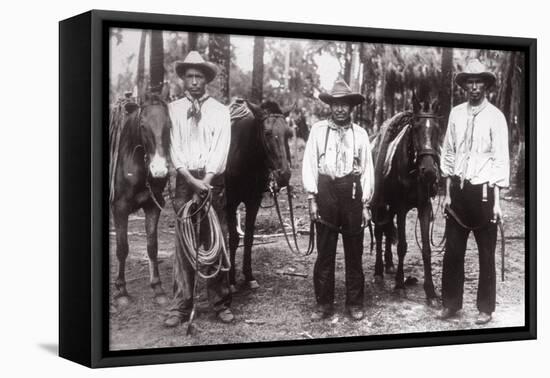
[460,99,488,188]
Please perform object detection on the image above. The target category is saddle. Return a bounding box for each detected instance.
[370,111,414,224]
[109,99,139,202]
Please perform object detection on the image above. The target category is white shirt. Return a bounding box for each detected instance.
[302,119,375,204]
[168,96,231,175]
[441,99,510,188]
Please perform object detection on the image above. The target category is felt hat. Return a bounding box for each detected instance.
[319,79,365,107]
[175,51,218,83]
[455,58,497,89]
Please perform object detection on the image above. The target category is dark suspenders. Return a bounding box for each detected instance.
[318,123,356,164]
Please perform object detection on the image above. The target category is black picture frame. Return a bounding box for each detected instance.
[59,9,537,368]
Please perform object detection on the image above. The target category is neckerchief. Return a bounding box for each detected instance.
[185,91,210,125]
[323,119,357,178]
[460,98,489,187]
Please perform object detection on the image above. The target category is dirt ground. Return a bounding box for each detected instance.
[109,143,526,351]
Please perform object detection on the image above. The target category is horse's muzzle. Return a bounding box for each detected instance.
[149,155,168,178]
[274,169,291,188]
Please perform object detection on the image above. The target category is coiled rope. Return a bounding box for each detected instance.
[174,189,231,279]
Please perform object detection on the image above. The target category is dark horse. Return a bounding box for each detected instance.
[109,93,171,306]
[371,98,441,305]
[225,99,292,291]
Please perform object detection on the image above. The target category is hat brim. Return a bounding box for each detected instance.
[319,93,365,107]
[175,61,218,83]
[455,72,497,89]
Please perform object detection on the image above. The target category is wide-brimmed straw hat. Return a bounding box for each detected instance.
[319,79,365,107]
[455,58,497,89]
[175,51,218,83]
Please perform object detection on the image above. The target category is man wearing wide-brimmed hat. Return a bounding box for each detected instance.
[164,51,234,327]
[302,79,374,321]
[438,58,510,325]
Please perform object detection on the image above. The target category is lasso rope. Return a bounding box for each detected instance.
[174,189,231,279]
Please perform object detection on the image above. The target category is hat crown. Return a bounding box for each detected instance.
[182,51,207,65]
[329,79,354,96]
[462,58,490,75]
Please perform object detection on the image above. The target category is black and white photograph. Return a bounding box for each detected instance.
[107,26,529,351]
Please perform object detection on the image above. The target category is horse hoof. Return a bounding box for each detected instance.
[247,280,260,290]
[229,285,238,294]
[426,298,438,307]
[374,275,384,284]
[393,287,406,297]
[155,294,168,306]
[116,295,130,307]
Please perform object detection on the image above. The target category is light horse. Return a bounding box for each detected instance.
[225,100,293,291]
[371,98,441,305]
[109,92,171,306]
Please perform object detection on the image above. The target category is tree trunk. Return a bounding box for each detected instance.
[251,36,265,103]
[136,30,147,101]
[343,42,353,84]
[374,53,386,130]
[188,33,199,50]
[439,47,453,134]
[150,30,164,92]
[208,34,231,104]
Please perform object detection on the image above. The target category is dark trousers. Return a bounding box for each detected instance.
[314,174,365,308]
[169,171,231,316]
[442,179,497,314]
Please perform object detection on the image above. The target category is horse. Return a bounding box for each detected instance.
[109,92,171,306]
[371,97,441,305]
[225,99,293,291]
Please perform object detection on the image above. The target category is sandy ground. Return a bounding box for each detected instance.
[109,144,526,351]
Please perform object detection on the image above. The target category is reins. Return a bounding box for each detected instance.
[416,193,507,282]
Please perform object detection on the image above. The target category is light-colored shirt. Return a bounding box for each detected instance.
[302,119,375,204]
[441,99,510,188]
[169,96,231,175]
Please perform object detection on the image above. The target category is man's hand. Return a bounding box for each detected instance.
[362,206,372,227]
[492,201,503,224]
[443,177,452,218]
[190,177,211,196]
[308,198,319,222]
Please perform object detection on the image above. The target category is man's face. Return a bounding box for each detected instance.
[330,99,352,125]
[465,77,487,105]
[183,68,207,98]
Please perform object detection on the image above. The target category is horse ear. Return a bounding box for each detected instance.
[412,91,421,113]
[161,82,170,102]
[431,99,440,115]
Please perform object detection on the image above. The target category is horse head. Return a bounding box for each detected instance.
[260,101,293,190]
[412,96,441,194]
[137,92,171,179]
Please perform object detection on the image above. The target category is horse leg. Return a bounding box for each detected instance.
[385,222,396,274]
[225,201,240,291]
[243,199,260,289]
[374,225,384,283]
[418,202,438,305]
[113,207,130,306]
[394,211,407,295]
[144,203,167,305]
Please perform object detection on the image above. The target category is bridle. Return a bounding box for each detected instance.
[129,100,170,212]
[411,113,441,169]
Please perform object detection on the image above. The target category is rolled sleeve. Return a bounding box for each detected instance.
[169,103,186,171]
[489,112,510,188]
[440,111,456,178]
[302,125,319,196]
[205,106,231,175]
[360,131,375,204]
